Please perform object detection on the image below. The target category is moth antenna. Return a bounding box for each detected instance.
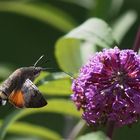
[41,59,50,66]
[45,59,50,63]
[34,55,44,67]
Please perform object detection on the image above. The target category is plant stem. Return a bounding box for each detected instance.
[106,121,115,140]
[66,120,86,140]
[132,26,140,52]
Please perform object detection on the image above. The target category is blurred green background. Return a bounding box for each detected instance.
[0,0,139,68]
[0,0,140,140]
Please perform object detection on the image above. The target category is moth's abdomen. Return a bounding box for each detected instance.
[0,68,22,96]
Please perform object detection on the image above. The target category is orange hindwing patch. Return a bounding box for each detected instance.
[9,90,25,108]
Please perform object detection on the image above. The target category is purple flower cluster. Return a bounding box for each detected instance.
[72,47,140,127]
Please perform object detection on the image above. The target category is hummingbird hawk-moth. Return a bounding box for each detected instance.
[0,55,47,108]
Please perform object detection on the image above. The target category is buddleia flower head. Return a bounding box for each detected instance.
[72,47,140,127]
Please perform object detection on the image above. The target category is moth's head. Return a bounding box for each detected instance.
[20,55,48,80]
[22,66,47,80]
[31,55,47,77]
[31,66,46,77]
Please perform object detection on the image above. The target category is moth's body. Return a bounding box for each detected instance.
[0,67,40,95]
[0,66,47,108]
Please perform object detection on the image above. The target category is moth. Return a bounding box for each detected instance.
[0,55,47,108]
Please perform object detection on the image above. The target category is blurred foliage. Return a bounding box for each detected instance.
[76,132,110,140]
[0,0,139,140]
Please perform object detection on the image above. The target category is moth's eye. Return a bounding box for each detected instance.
[34,69,41,76]
[34,71,39,75]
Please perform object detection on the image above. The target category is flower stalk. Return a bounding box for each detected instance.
[133,26,140,52]
[106,121,115,140]
[67,120,86,140]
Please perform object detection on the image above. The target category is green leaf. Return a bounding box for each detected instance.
[34,72,72,96]
[55,18,116,74]
[93,0,112,19]
[56,38,83,74]
[0,99,80,139]
[0,2,76,32]
[0,121,62,140]
[112,10,137,43]
[39,78,72,96]
[76,132,110,140]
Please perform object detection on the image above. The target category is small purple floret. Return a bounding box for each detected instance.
[72,47,140,127]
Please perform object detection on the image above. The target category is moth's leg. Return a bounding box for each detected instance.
[1,100,7,105]
[0,91,8,106]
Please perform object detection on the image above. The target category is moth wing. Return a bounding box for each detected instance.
[9,79,47,108]
[21,79,47,108]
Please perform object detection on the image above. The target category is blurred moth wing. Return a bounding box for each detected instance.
[9,79,47,108]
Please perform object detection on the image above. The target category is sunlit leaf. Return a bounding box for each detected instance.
[0,1,76,32]
[112,10,137,43]
[76,132,110,140]
[39,78,72,96]
[0,121,62,140]
[34,72,72,96]
[55,18,116,74]
[56,38,82,74]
